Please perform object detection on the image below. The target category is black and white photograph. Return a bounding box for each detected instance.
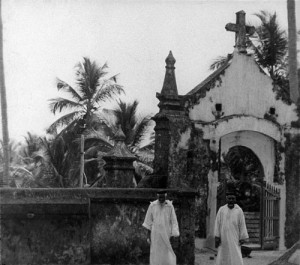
[0,0,300,264]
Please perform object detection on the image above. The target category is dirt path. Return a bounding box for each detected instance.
[195,248,285,265]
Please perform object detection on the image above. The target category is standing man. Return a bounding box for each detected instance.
[214,190,249,265]
[143,190,180,265]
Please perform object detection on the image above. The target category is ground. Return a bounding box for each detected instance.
[195,239,286,265]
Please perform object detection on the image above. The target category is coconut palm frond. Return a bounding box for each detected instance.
[11,166,33,179]
[135,150,154,167]
[108,73,120,83]
[134,161,153,176]
[97,61,109,78]
[126,100,139,127]
[76,58,109,98]
[96,117,117,140]
[93,82,124,104]
[83,132,114,155]
[131,116,152,148]
[139,138,155,152]
[56,78,83,101]
[49,97,83,114]
[47,111,82,134]
[102,108,115,116]
[112,100,140,143]
[31,149,49,162]
[209,55,232,71]
[254,10,269,25]
[253,10,287,77]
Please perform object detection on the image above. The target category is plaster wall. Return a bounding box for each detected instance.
[189,51,298,126]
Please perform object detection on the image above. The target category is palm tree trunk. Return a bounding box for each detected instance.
[0,0,10,187]
[79,134,84,187]
[287,0,299,102]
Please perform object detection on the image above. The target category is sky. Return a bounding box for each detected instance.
[1,0,300,141]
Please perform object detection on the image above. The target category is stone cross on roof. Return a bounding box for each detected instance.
[225,10,255,53]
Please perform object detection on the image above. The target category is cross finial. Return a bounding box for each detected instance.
[225,10,255,53]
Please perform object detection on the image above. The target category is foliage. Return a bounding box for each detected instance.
[83,100,154,186]
[209,54,233,71]
[92,204,149,264]
[0,139,35,187]
[252,11,288,78]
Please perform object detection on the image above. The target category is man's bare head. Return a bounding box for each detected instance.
[157,190,167,204]
[226,191,236,209]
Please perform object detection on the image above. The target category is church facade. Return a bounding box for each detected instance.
[146,11,300,249]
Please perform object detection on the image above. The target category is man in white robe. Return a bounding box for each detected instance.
[143,190,180,265]
[214,191,249,265]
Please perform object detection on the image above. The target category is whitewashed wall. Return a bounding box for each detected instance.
[189,51,298,126]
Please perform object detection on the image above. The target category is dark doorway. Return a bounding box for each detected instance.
[217,145,264,247]
[217,145,264,209]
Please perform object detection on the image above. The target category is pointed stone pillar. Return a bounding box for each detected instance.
[156,51,181,113]
[151,51,185,187]
[102,127,136,188]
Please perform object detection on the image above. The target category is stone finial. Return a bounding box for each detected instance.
[102,127,136,188]
[113,125,126,142]
[105,127,135,159]
[165,51,176,69]
[225,10,255,53]
[160,50,178,97]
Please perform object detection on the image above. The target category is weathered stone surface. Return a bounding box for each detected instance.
[90,201,150,264]
[103,127,136,188]
[0,188,196,265]
[1,214,89,265]
[284,133,300,248]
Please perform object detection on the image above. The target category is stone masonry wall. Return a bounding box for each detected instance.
[0,188,196,265]
[284,133,300,248]
[167,119,211,238]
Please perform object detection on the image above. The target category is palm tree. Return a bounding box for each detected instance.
[47,57,124,186]
[83,100,154,186]
[0,0,10,187]
[48,57,124,135]
[252,11,288,78]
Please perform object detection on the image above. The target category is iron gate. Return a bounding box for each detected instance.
[260,181,280,250]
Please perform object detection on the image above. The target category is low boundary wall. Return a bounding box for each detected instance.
[0,188,196,265]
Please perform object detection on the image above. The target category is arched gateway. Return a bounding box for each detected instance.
[141,11,300,250]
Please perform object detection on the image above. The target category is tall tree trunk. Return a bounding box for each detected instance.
[0,0,10,187]
[287,0,299,102]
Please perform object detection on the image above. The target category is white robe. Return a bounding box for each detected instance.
[214,204,249,265]
[143,200,180,265]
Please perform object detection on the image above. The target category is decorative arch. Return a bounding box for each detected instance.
[201,115,282,142]
[220,130,275,183]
